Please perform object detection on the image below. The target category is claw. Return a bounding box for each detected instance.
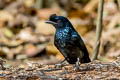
[74,58,81,71]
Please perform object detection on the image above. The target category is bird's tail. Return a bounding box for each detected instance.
[81,56,91,63]
[81,49,91,63]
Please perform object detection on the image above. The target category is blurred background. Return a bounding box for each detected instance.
[0,0,120,67]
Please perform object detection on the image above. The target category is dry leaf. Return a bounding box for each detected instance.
[36,20,55,35]
[37,8,60,19]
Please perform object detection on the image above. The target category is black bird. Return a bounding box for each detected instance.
[45,14,91,65]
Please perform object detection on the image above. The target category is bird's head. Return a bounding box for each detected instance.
[45,14,71,28]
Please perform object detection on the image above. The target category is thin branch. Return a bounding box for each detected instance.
[117,0,120,10]
[92,0,104,60]
[35,0,43,9]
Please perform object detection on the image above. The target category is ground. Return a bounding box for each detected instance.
[0,59,120,80]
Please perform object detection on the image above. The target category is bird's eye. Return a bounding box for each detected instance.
[53,19,57,22]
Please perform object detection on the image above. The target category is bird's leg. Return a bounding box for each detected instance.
[74,57,81,71]
[54,59,68,68]
[60,59,66,64]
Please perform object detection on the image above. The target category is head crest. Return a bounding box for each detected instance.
[49,14,57,21]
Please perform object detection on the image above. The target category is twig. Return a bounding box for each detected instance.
[35,0,43,9]
[92,0,104,60]
[117,0,120,10]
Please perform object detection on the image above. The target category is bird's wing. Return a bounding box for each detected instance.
[71,32,91,63]
[71,32,88,54]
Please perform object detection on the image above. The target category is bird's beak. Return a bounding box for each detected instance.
[45,20,57,25]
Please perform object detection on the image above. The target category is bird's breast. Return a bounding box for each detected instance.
[55,30,71,48]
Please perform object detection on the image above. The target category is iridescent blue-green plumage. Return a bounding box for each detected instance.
[46,14,91,64]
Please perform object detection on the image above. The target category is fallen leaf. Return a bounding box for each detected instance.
[37,8,60,19]
[36,20,55,35]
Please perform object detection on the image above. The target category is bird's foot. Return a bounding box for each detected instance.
[54,59,67,69]
[74,58,81,71]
